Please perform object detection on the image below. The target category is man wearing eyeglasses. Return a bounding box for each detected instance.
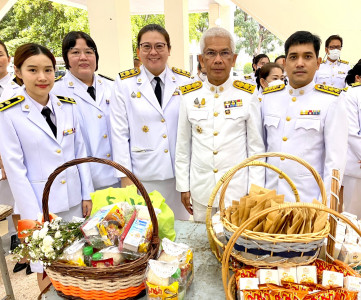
[314,35,350,89]
[175,27,265,222]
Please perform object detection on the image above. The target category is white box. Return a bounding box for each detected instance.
[238,277,259,290]
[344,276,361,291]
[278,267,297,283]
[296,266,317,284]
[257,269,279,285]
[339,243,361,264]
[322,270,344,287]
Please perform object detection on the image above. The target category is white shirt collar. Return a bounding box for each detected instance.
[0,73,11,86]
[286,80,315,96]
[204,75,233,93]
[69,71,96,90]
[144,66,166,84]
[25,89,54,114]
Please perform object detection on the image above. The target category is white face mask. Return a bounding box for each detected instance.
[268,79,285,87]
[328,49,341,61]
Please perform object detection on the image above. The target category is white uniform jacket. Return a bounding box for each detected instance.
[0,77,20,101]
[314,59,351,89]
[344,83,361,178]
[261,81,348,203]
[110,65,193,181]
[175,77,265,207]
[52,72,118,189]
[0,89,94,220]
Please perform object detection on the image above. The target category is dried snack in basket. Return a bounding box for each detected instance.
[247,190,276,230]
[253,219,265,232]
[260,284,308,300]
[264,200,280,232]
[302,209,312,234]
[281,281,310,292]
[332,288,358,300]
[231,210,239,226]
[243,289,272,300]
[225,206,232,222]
[264,195,284,209]
[238,196,248,225]
[240,196,257,224]
[304,290,337,300]
[312,199,328,233]
[287,209,304,234]
[267,210,285,234]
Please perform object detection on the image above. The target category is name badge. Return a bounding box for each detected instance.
[63,128,76,136]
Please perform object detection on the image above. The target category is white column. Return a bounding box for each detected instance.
[209,3,234,34]
[87,0,133,78]
[164,0,190,71]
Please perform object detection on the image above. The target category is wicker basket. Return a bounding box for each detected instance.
[206,152,329,268]
[41,157,160,300]
[222,203,361,300]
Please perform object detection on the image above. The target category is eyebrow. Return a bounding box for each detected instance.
[26,65,53,68]
[288,51,315,56]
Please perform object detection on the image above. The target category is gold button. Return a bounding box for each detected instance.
[299,90,304,95]
[219,86,224,92]
[292,97,296,102]
[57,102,61,106]
[282,137,288,141]
[289,89,293,95]
[161,118,165,123]
[56,149,61,153]
[25,105,29,109]
[164,149,168,153]
[98,114,102,119]
[210,86,215,92]
[214,112,219,117]
[286,116,291,121]
[162,134,167,138]
[213,169,218,173]
[323,82,326,85]
[106,154,111,157]
[213,131,218,136]
[280,157,285,161]
[103,134,108,138]
[61,180,66,184]
[214,93,219,98]
[213,150,218,155]
[69,82,74,86]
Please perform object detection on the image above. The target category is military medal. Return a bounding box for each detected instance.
[131,92,136,98]
[194,98,199,105]
[300,110,320,115]
[201,98,206,106]
[225,109,230,115]
[137,92,141,98]
[63,128,76,136]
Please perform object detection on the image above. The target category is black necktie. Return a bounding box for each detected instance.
[154,77,162,106]
[41,107,57,137]
[87,86,96,101]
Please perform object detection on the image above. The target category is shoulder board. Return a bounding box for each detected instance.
[314,84,341,96]
[351,82,361,88]
[262,84,286,94]
[119,68,140,80]
[56,96,76,104]
[98,74,114,81]
[179,81,202,95]
[172,67,191,78]
[339,59,349,65]
[343,87,349,92]
[244,75,252,80]
[233,80,256,94]
[321,60,326,64]
[0,95,25,111]
[55,75,63,82]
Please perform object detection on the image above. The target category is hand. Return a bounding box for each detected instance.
[121,177,133,188]
[0,156,6,181]
[82,200,92,217]
[181,192,193,215]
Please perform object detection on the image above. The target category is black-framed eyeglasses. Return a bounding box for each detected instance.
[139,42,167,53]
[328,46,342,50]
[203,50,233,59]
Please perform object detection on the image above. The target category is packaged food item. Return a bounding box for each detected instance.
[123,218,152,253]
[146,281,179,300]
[83,245,94,267]
[242,289,272,300]
[58,239,86,266]
[321,270,344,287]
[281,281,310,292]
[304,290,336,300]
[99,246,124,265]
[159,238,194,289]
[257,269,279,285]
[278,267,297,283]
[296,266,317,284]
[135,205,161,221]
[81,204,126,248]
[339,243,361,264]
[344,276,361,300]
[211,212,227,244]
[91,252,114,268]
[237,278,260,300]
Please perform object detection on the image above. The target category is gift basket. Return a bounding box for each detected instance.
[206,152,329,268]
[40,157,160,300]
[221,202,361,300]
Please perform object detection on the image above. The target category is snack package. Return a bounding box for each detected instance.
[58,239,86,266]
[278,267,297,283]
[212,212,227,244]
[81,204,127,248]
[257,269,279,285]
[296,266,317,284]
[281,281,310,292]
[123,218,153,253]
[146,259,182,300]
[99,246,124,265]
[344,276,361,300]
[159,238,194,289]
[321,270,344,287]
[339,243,361,264]
[237,278,259,300]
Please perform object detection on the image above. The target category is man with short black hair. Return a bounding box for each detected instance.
[314,34,350,88]
[261,31,348,204]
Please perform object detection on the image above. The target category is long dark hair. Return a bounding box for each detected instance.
[255,63,284,90]
[345,63,361,86]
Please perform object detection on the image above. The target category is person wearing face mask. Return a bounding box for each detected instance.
[314,35,350,89]
[255,63,285,94]
[243,54,270,84]
[110,24,193,220]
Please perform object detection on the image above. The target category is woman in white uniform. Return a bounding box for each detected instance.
[343,63,361,218]
[111,24,193,220]
[52,31,119,190]
[0,43,93,287]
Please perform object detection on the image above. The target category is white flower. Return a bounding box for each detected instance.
[43,221,49,228]
[43,235,54,247]
[32,230,40,240]
[39,227,48,239]
[54,231,61,239]
[25,237,29,243]
[54,217,62,223]
[37,213,43,223]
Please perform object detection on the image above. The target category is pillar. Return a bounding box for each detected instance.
[209,3,234,34]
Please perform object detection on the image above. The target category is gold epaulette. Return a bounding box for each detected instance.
[343,87,349,92]
[172,67,191,78]
[119,68,140,80]
[351,82,361,88]
[57,96,76,104]
[262,84,285,94]
[99,74,114,81]
[233,80,256,94]
[179,81,202,95]
[321,60,326,64]
[0,96,25,111]
[314,84,341,96]
[244,75,252,80]
[339,59,349,65]
[55,75,63,82]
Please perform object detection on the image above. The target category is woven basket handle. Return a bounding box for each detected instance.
[221,203,361,300]
[41,157,158,240]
